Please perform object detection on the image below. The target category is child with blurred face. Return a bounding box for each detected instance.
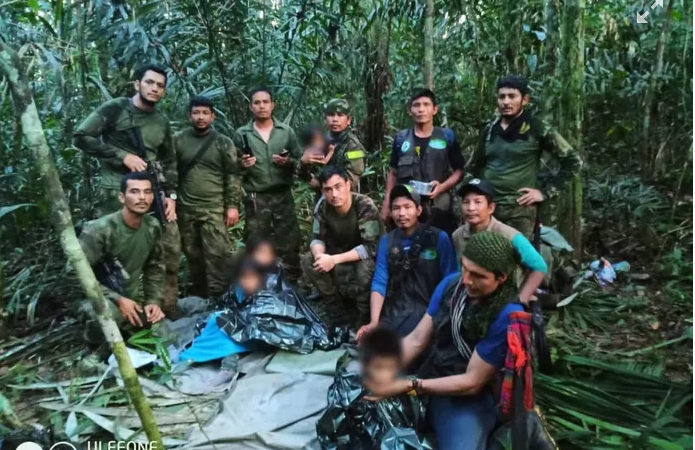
[245,235,278,273]
[235,259,264,301]
[360,327,403,387]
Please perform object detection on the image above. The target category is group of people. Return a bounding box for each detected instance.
[72,63,582,449]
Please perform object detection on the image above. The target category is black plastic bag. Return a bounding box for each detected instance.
[216,282,348,354]
[317,357,432,450]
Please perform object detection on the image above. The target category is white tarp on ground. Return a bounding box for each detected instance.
[177,349,345,450]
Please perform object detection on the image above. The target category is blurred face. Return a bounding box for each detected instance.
[239,270,263,297]
[250,91,274,120]
[497,87,529,119]
[462,193,495,227]
[252,242,276,268]
[322,175,351,209]
[408,96,438,125]
[391,196,421,230]
[325,112,351,133]
[363,356,400,385]
[119,179,154,216]
[135,70,166,105]
[189,106,215,131]
[461,256,507,299]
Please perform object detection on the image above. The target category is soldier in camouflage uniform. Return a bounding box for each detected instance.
[74,64,181,316]
[235,87,303,282]
[175,96,242,299]
[300,98,367,192]
[77,173,166,342]
[469,75,583,239]
[301,166,384,328]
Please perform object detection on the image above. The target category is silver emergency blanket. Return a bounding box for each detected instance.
[316,358,432,450]
[216,284,348,354]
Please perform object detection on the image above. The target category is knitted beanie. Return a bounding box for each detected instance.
[462,231,517,276]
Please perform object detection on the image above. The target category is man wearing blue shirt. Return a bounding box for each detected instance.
[364,231,525,450]
[357,185,457,340]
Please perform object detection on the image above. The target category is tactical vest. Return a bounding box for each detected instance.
[423,276,478,378]
[325,130,362,192]
[395,127,453,212]
[384,226,442,319]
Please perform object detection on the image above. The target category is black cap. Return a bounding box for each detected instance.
[457,178,495,199]
[390,184,421,207]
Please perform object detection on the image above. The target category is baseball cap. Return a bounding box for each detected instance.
[457,178,495,199]
[390,184,421,207]
[324,98,351,115]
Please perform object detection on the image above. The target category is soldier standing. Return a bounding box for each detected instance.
[77,173,165,342]
[301,166,384,328]
[235,87,303,282]
[175,96,242,299]
[300,98,367,192]
[469,75,583,239]
[74,64,181,317]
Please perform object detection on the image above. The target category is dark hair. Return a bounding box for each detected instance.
[244,235,275,256]
[300,124,325,147]
[462,190,495,206]
[248,86,273,102]
[134,64,167,84]
[188,96,214,113]
[408,88,437,107]
[120,172,152,193]
[238,257,263,276]
[496,75,529,96]
[360,328,402,364]
[317,165,349,186]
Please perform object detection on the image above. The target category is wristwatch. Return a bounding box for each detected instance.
[168,193,178,201]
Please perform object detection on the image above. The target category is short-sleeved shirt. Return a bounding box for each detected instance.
[426,272,524,368]
[452,217,547,274]
[390,131,465,171]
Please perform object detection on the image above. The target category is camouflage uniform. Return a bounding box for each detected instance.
[303,193,383,328]
[322,99,367,191]
[74,97,181,315]
[76,211,164,342]
[469,112,582,239]
[175,129,242,298]
[235,119,303,282]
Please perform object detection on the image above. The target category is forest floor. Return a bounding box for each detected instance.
[1,253,692,449]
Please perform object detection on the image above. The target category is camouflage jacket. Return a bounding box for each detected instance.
[311,193,384,258]
[74,97,177,194]
[79,211,165,306]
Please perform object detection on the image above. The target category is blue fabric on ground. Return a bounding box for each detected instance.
[179,312,250,363]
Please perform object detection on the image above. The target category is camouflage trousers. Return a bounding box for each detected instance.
[494,203,537,240]
[243,189,302,282]
[179,207,232,299]
[97,188,181,315]
[301,252,374,329]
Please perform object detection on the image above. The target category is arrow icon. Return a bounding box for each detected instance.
[637,11,649,23]
[651,0,663,8]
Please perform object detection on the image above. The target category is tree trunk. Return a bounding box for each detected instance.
[0,40,164,449]
[641,0,675,178]
[423,0,434,89]
[557,0,584,257]
[542,0,559,116]
[364,9,392,159]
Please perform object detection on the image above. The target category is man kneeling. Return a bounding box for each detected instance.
[302,166,384,328]
[365,231,524,450]
[77,172,166,342]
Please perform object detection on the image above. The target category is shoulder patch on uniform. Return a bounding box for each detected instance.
[429,139,447,150]
[346,150,365,160]
[519,122,530,135]
[400,140,411,153]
